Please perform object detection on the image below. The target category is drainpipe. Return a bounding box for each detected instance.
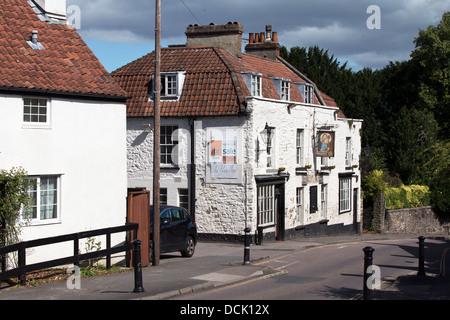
[189,118,196,220]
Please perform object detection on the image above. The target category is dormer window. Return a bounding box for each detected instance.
[150,71,186,101]
[295,82,314,104]
[271,77,290,101]
[161,74,178,97]
[241,72,262,97]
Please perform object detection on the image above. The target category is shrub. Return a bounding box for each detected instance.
[385,185,431,210]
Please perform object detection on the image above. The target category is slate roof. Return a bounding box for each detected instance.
[112,41,341,118]
[0,0,127,100]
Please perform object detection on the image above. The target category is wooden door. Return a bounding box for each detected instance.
[127,189,150,266]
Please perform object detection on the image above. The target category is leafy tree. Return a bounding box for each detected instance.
[411,12,449,133]
[416,140,450,212]
[0,168,32,249]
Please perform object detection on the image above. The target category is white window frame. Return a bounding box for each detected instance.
[339,177,352,213]
[257,185,275,227]
[296,187,303,222]
[296,129,304,166]
[281,80,290,101]
[22,175,60,223]
[321,184,327,219]
[251,74,262,97]
[160,188,168,205]
[160,125,178,165]
[345,137,352,167]
[22,97,51,128]
[150,72,186,101]
[304,84,313,104]
[178,188,189,210]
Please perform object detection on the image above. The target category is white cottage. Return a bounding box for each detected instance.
[112,23,363,242]
[0,0,128,263]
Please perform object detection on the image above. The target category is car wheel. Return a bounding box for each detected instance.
[181,236,195,257]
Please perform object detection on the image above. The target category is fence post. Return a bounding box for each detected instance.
[243,227,251,265]
[418,236,426,276]
[363,246,375,300]
[18,242,26,286]
[73,233,79,267]
[133,240,145,293]
[106,230,111,270]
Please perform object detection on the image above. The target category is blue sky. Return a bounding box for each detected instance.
[66,0,449,72]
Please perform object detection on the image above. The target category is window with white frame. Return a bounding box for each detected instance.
[151,72,186,100]
[178,188,189,210]
[161,74,177,97]
[257,185,275,226]
[160,188,168,205]
[281,80,290,101]
[339,176,352,213]
[304,84,313,104]
[296,187,303,222]
[296,129,303,166]
[345,137,352,166]
[321,184,327,219]
[23,98,48,124]
[23,176,59,222]
[161,126,178,165]
[251,74,262,97]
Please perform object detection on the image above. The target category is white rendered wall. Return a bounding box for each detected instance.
[0,94,128,264]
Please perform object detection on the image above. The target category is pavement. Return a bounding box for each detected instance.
[0,233,449,301]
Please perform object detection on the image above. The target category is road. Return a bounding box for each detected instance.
[171,238,447,300]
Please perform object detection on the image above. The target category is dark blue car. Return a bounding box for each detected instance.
[150,206,198,258]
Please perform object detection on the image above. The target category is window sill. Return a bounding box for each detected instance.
[22,123,52,130]
[23,219,62,227]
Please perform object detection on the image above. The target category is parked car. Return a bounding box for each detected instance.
[150,205,198,258]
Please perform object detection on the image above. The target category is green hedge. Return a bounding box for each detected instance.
[385,185,431,210]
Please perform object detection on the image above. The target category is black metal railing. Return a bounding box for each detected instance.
[0,223,139,286]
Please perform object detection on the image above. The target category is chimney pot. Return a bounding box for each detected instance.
[260,32,265,42]
[249,33,254,44]
[272,32,278,42]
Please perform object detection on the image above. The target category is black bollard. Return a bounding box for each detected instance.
[243,227,251,265]
[363,246,375,300]
[417,236,426,276]
[133,240,145,293]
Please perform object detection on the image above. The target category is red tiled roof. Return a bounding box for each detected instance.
[112,45,341,117]
[0,0,127,100]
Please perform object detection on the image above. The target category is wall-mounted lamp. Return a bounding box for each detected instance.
[260,122,275,153]
[142,124,153,133]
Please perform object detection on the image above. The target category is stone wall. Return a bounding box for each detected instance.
[384,206,450,235]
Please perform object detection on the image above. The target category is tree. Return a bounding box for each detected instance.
[416,140,450,213]
[0,168,32,250]
[411,11,449,133]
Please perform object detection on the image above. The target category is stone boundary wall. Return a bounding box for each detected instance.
[383,206,450,235]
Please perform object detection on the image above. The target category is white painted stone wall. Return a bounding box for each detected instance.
[0,94,128,264]
[126,97,362,239]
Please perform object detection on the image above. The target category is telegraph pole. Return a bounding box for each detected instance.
[152,0,161,266]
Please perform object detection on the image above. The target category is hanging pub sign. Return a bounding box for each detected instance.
[316,131,335,157]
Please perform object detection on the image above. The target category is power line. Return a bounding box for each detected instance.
[180,0,202,25]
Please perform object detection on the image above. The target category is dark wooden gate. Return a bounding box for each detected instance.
[127,189,150,266]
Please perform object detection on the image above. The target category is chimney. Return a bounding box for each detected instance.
[245,25,281,60]
[185,22,244,57]
[32,0,67,22]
